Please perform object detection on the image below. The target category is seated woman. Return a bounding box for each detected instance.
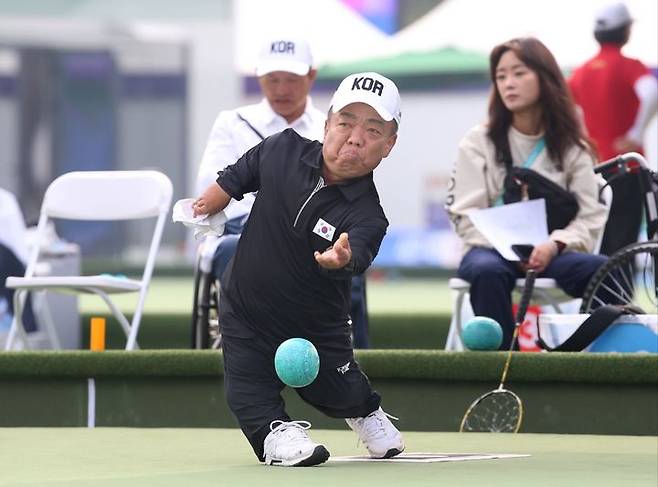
[445,37,608,350]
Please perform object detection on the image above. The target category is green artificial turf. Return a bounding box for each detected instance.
[0,428,655,487]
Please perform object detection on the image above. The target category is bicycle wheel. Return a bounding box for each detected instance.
[580,241,658,313]
[190,265,222,349]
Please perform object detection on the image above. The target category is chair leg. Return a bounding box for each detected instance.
[126,313,142,352]
[445,317,457,350]
[5,290,30,350]
[446,289,467,351]
[92,289,139,350]
[4,315,18,350]
[454,290,467,351]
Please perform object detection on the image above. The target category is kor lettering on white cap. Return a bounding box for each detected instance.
[351,76,384,96]
[270,41,295,54]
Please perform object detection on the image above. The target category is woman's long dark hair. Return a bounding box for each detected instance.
[487,37,593,169]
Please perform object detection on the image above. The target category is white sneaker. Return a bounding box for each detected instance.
[263,420,330,467]
[345,407,405,459]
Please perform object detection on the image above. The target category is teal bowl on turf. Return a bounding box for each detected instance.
[274,338,320,387]
[462,316,503,351]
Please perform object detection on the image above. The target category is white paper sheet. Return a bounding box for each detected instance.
[467,199,549,261]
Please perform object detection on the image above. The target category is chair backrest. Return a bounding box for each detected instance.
[24,170,173,279]
[43,171,173,220]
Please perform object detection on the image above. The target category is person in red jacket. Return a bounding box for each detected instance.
[569,2,658,255]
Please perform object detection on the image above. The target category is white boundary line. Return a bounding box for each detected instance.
[331,452,530,463]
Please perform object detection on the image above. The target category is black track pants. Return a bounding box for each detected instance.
[221,335,381,460]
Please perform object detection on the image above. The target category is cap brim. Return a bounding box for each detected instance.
[331,92,396,123]
[594,15,633,32]
[256,60,310,77]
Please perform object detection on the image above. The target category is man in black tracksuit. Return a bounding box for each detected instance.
[193,72,404,467]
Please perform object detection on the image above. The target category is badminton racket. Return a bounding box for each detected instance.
[459,269,536,433]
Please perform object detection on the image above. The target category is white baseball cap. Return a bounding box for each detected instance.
[255,37,313,77]
[329,72,402,126]
[594,2,632,32]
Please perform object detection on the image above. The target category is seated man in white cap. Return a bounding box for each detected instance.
[191,72,405,466]
[195,37,371,348]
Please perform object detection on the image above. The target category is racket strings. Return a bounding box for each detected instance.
[461,391,522,433]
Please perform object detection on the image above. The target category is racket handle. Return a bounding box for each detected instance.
[515,270,536,324]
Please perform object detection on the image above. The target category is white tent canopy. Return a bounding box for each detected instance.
[391,0,657,69]
[235,0,657,74]
[235,0,388,74]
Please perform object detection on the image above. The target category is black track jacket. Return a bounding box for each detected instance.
[216,129,388,366]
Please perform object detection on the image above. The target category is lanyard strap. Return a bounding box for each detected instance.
[494,138,545,206]
[521,138,545,169]
[236,113,266,141]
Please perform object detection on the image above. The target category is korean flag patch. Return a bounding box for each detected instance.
[312,218,336,242]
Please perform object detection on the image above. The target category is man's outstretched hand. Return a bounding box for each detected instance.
[315,232,352,269]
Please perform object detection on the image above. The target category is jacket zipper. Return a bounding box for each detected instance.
[293,177,326,227]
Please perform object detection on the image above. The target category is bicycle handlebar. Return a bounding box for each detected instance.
[594,152,649,175]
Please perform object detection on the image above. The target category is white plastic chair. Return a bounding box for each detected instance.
[444,276,579,350]
[4,170,173,351]
[445,185,612,351]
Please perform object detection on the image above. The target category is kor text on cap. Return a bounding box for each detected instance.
[351,76,384,96]
[271,41,295,54]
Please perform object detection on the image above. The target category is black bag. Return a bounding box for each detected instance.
[503,166,579,233]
